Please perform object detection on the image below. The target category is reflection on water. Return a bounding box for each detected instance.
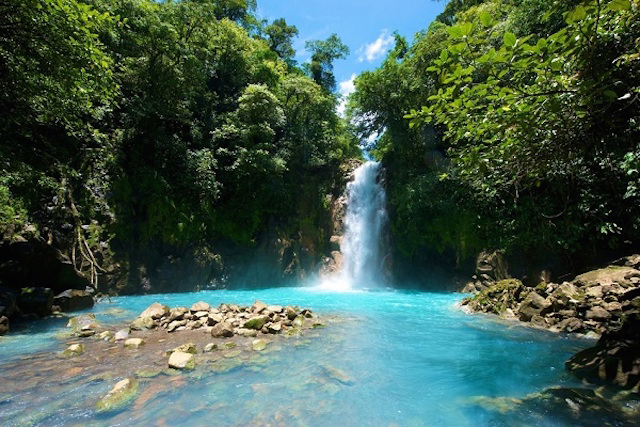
[0,288,609,426]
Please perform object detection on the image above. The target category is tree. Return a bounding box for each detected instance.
[265,18,299,65]
[305,34,350,92]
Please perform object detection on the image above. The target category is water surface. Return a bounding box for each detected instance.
[0,287,595,426]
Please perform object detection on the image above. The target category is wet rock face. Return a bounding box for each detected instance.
[462,250,510,293]
[17,287,54,317]
[566,313,640,390]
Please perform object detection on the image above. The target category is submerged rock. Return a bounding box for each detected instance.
[168,351,196,370]
[252,339,268,351]
[61,343,84,358]
[124,338,145,349]
[96,378,139,412]
[67,314,100,336]
[170,343,197,355]
[114,329,129,341]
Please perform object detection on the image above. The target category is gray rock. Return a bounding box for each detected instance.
[586,306,611,320]
[168,351,196,370]
[124,338,145,349]
[244,316,269,330]
[552,283,579,303]
[252,300,267,314]
[518,292,552,321]
[203,343,218,353]
[131,316,155,330]
[167,319,187,332]
[139,303,169,319]
[169,307,188,321]
[207,313,223,325]
[266,305,283,313]
[211,322,234,338]
[62,343,84,358]
[267,321,282,334]
[190,301,210,312]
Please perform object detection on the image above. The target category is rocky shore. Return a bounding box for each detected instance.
[461,254,640,393]
[53,300,328,412]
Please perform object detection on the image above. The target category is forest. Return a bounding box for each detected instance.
[349,0,640,280]
[1,0,639,292]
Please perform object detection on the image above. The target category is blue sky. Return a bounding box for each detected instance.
[256,0,447,109]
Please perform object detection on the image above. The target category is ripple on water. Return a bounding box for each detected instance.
[0,288,625,426]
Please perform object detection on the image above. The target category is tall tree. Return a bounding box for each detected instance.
[265,18,299,65]
[305,34,350,92]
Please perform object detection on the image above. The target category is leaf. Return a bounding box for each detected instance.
[460,22,473,36]
[480,12,493,27]
[567,5,587,23]
[447,26,464,38]
[504,32,517,48]
[440,49,449,62]
[608,0,631,11]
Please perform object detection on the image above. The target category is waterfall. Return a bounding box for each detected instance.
[319,161,388,290]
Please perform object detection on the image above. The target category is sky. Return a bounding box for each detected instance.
[256,0,447,111]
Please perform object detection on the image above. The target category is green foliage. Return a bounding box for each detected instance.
[1,0,360,282]
[305,34,350,92]
[351,0,640,267]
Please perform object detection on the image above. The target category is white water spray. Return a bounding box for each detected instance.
[319,161,388,290]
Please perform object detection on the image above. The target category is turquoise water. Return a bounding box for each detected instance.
[0,287,597,426]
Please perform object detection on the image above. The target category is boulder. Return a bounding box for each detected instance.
[518,291,552,321]
[53,289,94,312]
[211,322,234,338]
[190,301,210,312]
[168,351,196,370]
[18,287,53,317]
[95,378,139,412]
[169,306,188,321]
[207,313,223,325]
[62,343,84,358]
[130,316,155,330]
[124,338,144,349]
[138,303,169,320]
[552,283,579,304]
[285,306,297,320]
[244,316,269,330]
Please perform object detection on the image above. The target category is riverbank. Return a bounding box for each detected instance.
[461,254,640,393]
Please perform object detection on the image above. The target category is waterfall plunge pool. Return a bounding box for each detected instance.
[0,287,603,426]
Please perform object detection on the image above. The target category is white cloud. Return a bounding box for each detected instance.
[337,74,357,117]
[358,30,394,62]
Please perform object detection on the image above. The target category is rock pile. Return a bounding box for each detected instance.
[462,263,640,336]
[462,255,640,391]
[129,300,317,337]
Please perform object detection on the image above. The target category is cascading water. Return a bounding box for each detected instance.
[333,161,388,290]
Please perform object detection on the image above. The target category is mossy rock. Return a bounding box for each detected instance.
[96,378,139,412]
